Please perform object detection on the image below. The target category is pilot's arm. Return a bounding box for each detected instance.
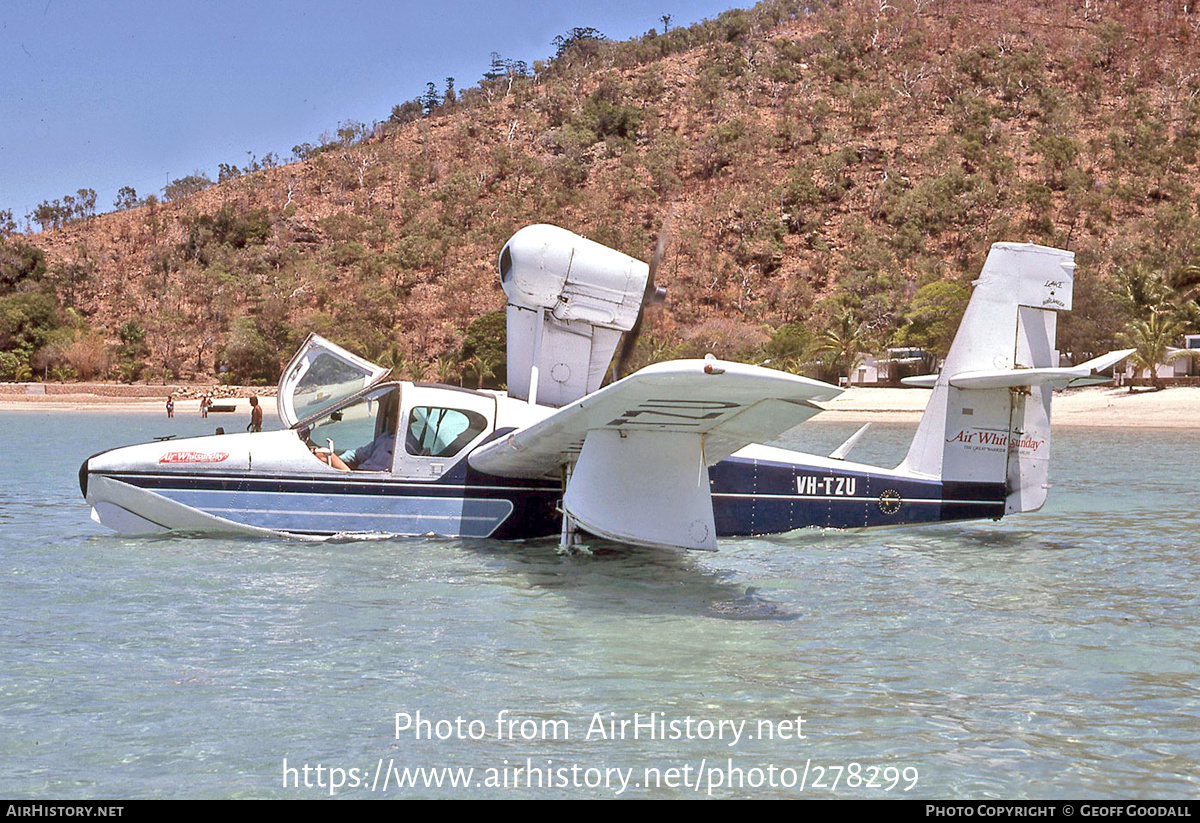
[313,448,351,471]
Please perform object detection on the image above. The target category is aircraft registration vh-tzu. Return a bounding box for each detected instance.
[80,224,1131,551]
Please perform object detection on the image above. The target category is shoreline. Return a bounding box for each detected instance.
[814,385,1199,428]
[0,394,279,416]
[0,384,1194,427]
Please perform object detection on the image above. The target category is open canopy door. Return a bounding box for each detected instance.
[277,333,391,428]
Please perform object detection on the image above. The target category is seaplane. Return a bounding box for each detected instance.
[79,225,1131,550]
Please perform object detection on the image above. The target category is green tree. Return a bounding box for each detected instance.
[0,239,47,289]
[1169,264,1200,327]
[459,311,506,388]
[389,100,424,125]
[31,199,69,232]
[116,320,148,382]
[552,27,607,60]
[816,309,867,385]
[1118,312,1184,391]
[896,281,971,358]
[0,351,31,381]
[0,290,61,364]
[113,186,140,211]
[220,316,280,383]
[421,82,441,114]
[435,354,460,385]
[1057,270,1125,360]
[465,351,500,389]
[73,188,97,219]
[1114,263,1172,319]
[763,319,814,374]
[163,173,213,202]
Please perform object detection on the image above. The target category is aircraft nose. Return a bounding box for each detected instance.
[78,447,117,499]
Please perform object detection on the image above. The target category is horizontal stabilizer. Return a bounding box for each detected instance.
[902,348,1134,391]
[1070,348,1136,379]
[948,366,1092,390]
[469,358,841,480]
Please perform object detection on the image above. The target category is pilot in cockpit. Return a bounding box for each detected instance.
[308,388,398,472]
[325,429,393,471]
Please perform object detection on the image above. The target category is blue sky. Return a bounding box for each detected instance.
[0,0,744,226]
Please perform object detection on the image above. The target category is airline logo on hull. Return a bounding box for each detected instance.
[159,451,230,464]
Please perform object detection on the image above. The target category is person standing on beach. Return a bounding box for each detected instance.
[248,395,263,433]
[166,397,174,418]
[200,393,210,418]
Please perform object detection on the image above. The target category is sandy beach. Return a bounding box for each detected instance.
[0,382,1194,427]
[0,387,278,417]
[816,385,1199,428]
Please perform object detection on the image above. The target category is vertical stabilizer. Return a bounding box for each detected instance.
[898,243,1075,513]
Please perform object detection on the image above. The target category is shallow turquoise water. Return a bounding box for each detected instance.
[2,410,1197,798]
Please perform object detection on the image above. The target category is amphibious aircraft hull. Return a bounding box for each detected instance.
[81,437,1006,541]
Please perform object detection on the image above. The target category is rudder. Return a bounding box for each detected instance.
[898,243,1076,514]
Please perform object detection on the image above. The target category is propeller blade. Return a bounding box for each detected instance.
[614,213,673,379]
[614,310,645,380]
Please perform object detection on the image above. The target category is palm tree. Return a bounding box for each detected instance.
[1171,264,1200,301]
[1115,263,1172,317]
[1171,264,1200,328]
[466,350,500,389]
[1118,312,1184,391]
[816,309,867,385]
[434,355,460,385]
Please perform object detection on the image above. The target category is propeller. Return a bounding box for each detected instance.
[613,213,672,379]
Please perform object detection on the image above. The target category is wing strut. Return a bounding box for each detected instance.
[558,463,584,553]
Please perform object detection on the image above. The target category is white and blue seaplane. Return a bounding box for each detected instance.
[80,225,1130,550]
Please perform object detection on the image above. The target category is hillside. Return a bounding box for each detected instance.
[3,0,1200,386]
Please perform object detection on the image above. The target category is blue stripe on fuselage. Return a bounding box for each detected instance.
[99,465,563,539]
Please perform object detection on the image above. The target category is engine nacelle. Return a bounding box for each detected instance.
[499,224,649,329]
[499,225,651,408]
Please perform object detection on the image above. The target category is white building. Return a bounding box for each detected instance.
[1122,334,1200,380]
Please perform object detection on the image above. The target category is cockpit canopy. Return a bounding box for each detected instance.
[277,333,391,428]
[279,334,496,476]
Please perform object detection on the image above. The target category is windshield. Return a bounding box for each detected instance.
[277,333,390,428]
[293,352,380,421]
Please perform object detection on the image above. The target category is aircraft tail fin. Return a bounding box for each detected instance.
[897,243,1077,514]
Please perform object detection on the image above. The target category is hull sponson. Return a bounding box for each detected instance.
[709,455,1005,535]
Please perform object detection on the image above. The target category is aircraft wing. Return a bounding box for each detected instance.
[469,358,841,480]
[470,358,841,551]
